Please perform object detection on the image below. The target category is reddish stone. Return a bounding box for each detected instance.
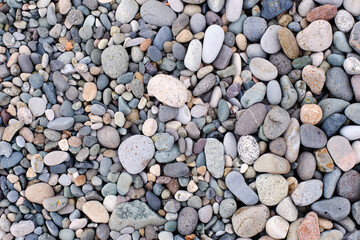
[327,136,356,171]
[337,170,360,201]
[297,212,320,240]
[1,109,11,125]
[306,4,337,22]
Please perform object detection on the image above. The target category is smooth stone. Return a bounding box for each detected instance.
[319,98,350,123]
[237,135,260,165]
[193,73,216,96]
[101,45,129,79]
[261,0,293,19]
[340,125,360,141]
[219,199,237,219]
[202,25,224,64]
[226,0,243,22]
[256,174,288,206]
[278,27,300,59]
[291,180,323,206]
[321,113,347,137]
[265,216,289,239]
[235,103,267,135]
[283,118,300,163]
[300,124,327,148]
[326,67,353,101]
[263,107,290,140]
[297,152,316,180]
[152,133,174,151]
[44,151,70,166]
[276,197,298,222]
[97,126,120,149]
[225,171,259,205]
[320,230,344,240]
[223,132,237,159]
[164,162,189,177]
[266,80,282,105]
[185,39,202,72]
[115,0,138,23]
[280,75,298,110]
[231,204,269,238]
[335,10,355,33]
[254,153,290,174]
[311,197,350,221]
[337,169,360,201]
[147,75,188,108]
[43,196,68,212]
[118,135,155,174]
[25,183,55,204]
[177,207,198,235]
[241,82,266,108]
[1,152,23,168]
[350,22,360,53]
[243,17,267,42]
[296,20,333,52]
[82,201,109,223]
[205,138,224,178]
[327,135,356,171]
[10,220,35,237]
[140,1,176,26]
[260,25,282,54]
[343,0,360,16]
[297,212,320,240]
[249,57,278,81]
[47,117,74,131]
[302,65,326,95]
[323,167,342,198]
[117,172,132,195]
[109,200,166,231]
[300,104,322,125]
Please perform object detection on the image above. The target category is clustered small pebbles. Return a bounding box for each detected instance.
[2,0,360,239]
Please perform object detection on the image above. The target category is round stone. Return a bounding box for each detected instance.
[296,20,333,52]
[101,45,129,79]
[118,135,155,174]
[249,57,278,81]
[300,104,323,125]
[97,126,120,149]
[82,201,109,223]
[237,135,260,165]
[256,174,288,206]
[263,107,290,140]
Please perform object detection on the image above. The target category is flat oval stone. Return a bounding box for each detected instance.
[254,153,290,174]
[237,135,260,165]
[140,0,176,27]
[164,162,189,177]
[300,124,327,149]
[296,20,333,52]
[177,207,198,235]
[147,75,188,108]
[311,197,350,221]
[241,82,266,108]
[260,25,282,54]
[278,27,299,59]
[350,22,360,53]
[322,113,347,137]
[97,126,120,149]
[306,4,337,22]
[235,103,267,135]
[225,0,243,22]
[202,25,224,64]
[297,212,321,240]
[337,170,360,201]
[101,45,129,79]
[326,67,353,101]
[225,171,259,205]
[297,152,316,180]
[43,196,68,212]
[323,166,341,198]
[283,118,300,163]
[193,73,216,96]
[184,39,202,72]
[118,135,155,174]
[205,138,224,178]
[266,80,282,105]
[249,57,278,81]
[291,180,323,206]
[327,135,356,171]
[302,65,326,95]
[263,107,290,140]
[10,220,35,238]
[345,103,360,124]
[44,151,70,166]
[340,125,360,141]
[47,117,74,131]
[82,201,109,223]
[232,205,269,238]
[25,183,55,204]
[115,0,138,24]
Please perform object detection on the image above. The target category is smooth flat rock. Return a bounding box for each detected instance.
[225,171,259,205]
[44,151,70,166]
[25,183,55,204]
[291,180,323,206]
[300,124,327,148]
[118,135,155,174]
[254,153,290,174]
[101,45,129,79]
[296,20,333,52]
[327,135,356,171]
[97,126,120,149]
[256,174,288,206]
[260,25,282,54]
[140,1,176,26]
[249,57,278,81]
[202,25,224,64]
[263,107,290,140]
[109,200,166,231]
[311,197,350,221]
[147,75,188,108]
[235,103,267,135]
[82,201,109,223]
[205,138,224,178]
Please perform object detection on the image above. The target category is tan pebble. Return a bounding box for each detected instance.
[82,82,97,102]
[75,175,86,186]
[139,38,151,51]
[236,34,247,51]
[142,118,157,136]
[300,104,322,125]
[58,139,69,151]
[302,65,326,95]
[25,183,55,204]
[82,201,109,223]
[176,29,193,43]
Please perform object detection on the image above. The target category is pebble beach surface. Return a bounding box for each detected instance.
[2,0,360,239]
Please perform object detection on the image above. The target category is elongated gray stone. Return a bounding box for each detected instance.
[225,171,259,205]
[205,138,225,178]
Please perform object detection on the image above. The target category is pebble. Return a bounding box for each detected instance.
[202,25,224,64]
[311,197,351,221]
[147,75,188,108]
[177,207,198,235]
[265,216,289,239]
[115,0,138,24]
[205,138,224,178]
[291,180,323,206]
[297,212,321,240]
[231,205,270,238]
[25,183,55,204]
[254,153,290,174]
[10,220,35,237]
[118,135,155,174]
[225,0,243,22]
[97,126,120,149]
[302,65,326,95]
[225,171,259,205]
[243,17,267,42]
[140,1,177,26]
[263,107,290,140]
[300,104,322,125]
[185,39,202,71]
[337,169,360,201]
[260,25,282,54]
[235,103,267,135]
[237,135,260,165]
[327,135,356,171]
[296,20,333,52]
[249,57,278,81]
[101,45,129,79]
[300,124,327,148]
[326,67,353,101]
[82,201,109,223]
[256,174,288,206]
